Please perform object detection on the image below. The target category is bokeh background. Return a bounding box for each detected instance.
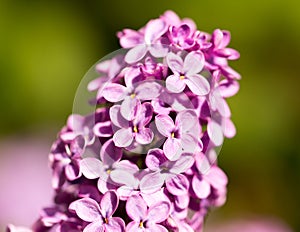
[0,0,299,231]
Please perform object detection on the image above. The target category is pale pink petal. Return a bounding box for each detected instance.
[183,52,205,76]
[69,198,102,222]
[222,118,236,138]
[83,220,104,232]
[166,52,183,74]
[146,224,168,232]
[175,194,190,209]
[126,195,147,221]
[149,43,169,57]
[93,121,113,137]
[80,158,102,179]
[205,166,228,190]
[136,102,153,126]
[218,79,240,98]
[125,221,141,232]
[125,44,148,64]
[155,114,174,137]
[144,18,167,44]
[140,171,166,194]
[166,174,189,196]
[109,105,129,128]
[135,81,162,100]
[166,74,186,93]
[105,217,125,232]
[110,169,137,188]
[181,134,198,154]
[102,83,127,102]
[168,153,195,174]
[185,74,210,96]
[121,96,140,121]
[175,110,199,134]
[135,128,154,145]
[65,162,81,181]
[147,201,170,223]
[192,176,211,199]
[207,120,224,146]
[163,138,181,161]
[146,148,168,171]
[113,128,134,147]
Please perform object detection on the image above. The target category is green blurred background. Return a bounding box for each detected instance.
[0,0,299,231]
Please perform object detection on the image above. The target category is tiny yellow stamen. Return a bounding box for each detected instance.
[130,93,136,99]
[139,221,143,228]
[105,218,109,224]
[171,132,175,138]
[65,145,72,156]
[180,75,185,80]
[133,126,138,133]
[106,169,111,174]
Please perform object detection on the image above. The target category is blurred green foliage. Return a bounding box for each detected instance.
[0,0,299,230]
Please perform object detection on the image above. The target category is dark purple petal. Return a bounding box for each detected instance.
[100,139,122,166]
[126,195,147,221]
[146,148,168,171]
[93,121,113,137]
[65,162,81,181]
[69,198,102,223]
[100,190,119,218]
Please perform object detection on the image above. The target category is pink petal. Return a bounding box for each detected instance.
[166,52,183,74]
[163,138,181,161]
[205,166,228,190]
[146,224,169,232]
[218,79,240,98]
[80,158,102,179]
[175,110,199,134]
[140,171,166,194]
[135,102,153,126]
[105,217,125,232]
[166,174,189,196]
[207,120,224,146]
[126,195,147,221]
[192,176,211,199]
[183,52,205,76]
[102,83,127,102]
[144,18,167,44]
[113,128,134,147]
[65,162,81,181]
[121,96,140,121]
[118,29,144,48]
[149,43,169,57]
[222,117,236,138]
[125,44,148,64]
[125,221,140,232]
[166,74,186,93]
[100,190,119,218]
[135,81,162,100]
[155,114,174,137]
[147,201,170,223]
[168,153,194,174]
[69,198,102,222]
[110,169,137,188]
[83,221,104,232]
[180,134,198,154]
[135,128,154,145]
[100,139,122,166]
[185,74,210,96]
[209,91,231,118]
[175,194,190,209]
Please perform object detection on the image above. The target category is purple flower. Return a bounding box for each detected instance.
[168,24,197,50]
[69,190,125,232]
[123,18,169,64]
[80,139,139,193]
[155,109,202,160]
[126,194,170,232]
[140,148,194,193]
[110,102,154,147]
[192,153,228,199]
[49,139,82,189]
[166,51,210,95]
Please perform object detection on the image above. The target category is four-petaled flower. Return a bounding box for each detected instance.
[69,190,125,232]
[126,194,170,232]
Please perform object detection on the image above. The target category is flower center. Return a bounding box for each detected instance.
[133,125,138,133]
[180,75,185,80]
[139,221,144,228]
[105,218,109,224]
[106,169,112,174]
[171,132,175,138]
[130,93,136,99]
[65,144,72,156]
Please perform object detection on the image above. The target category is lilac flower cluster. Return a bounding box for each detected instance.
[7,10,240,232]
